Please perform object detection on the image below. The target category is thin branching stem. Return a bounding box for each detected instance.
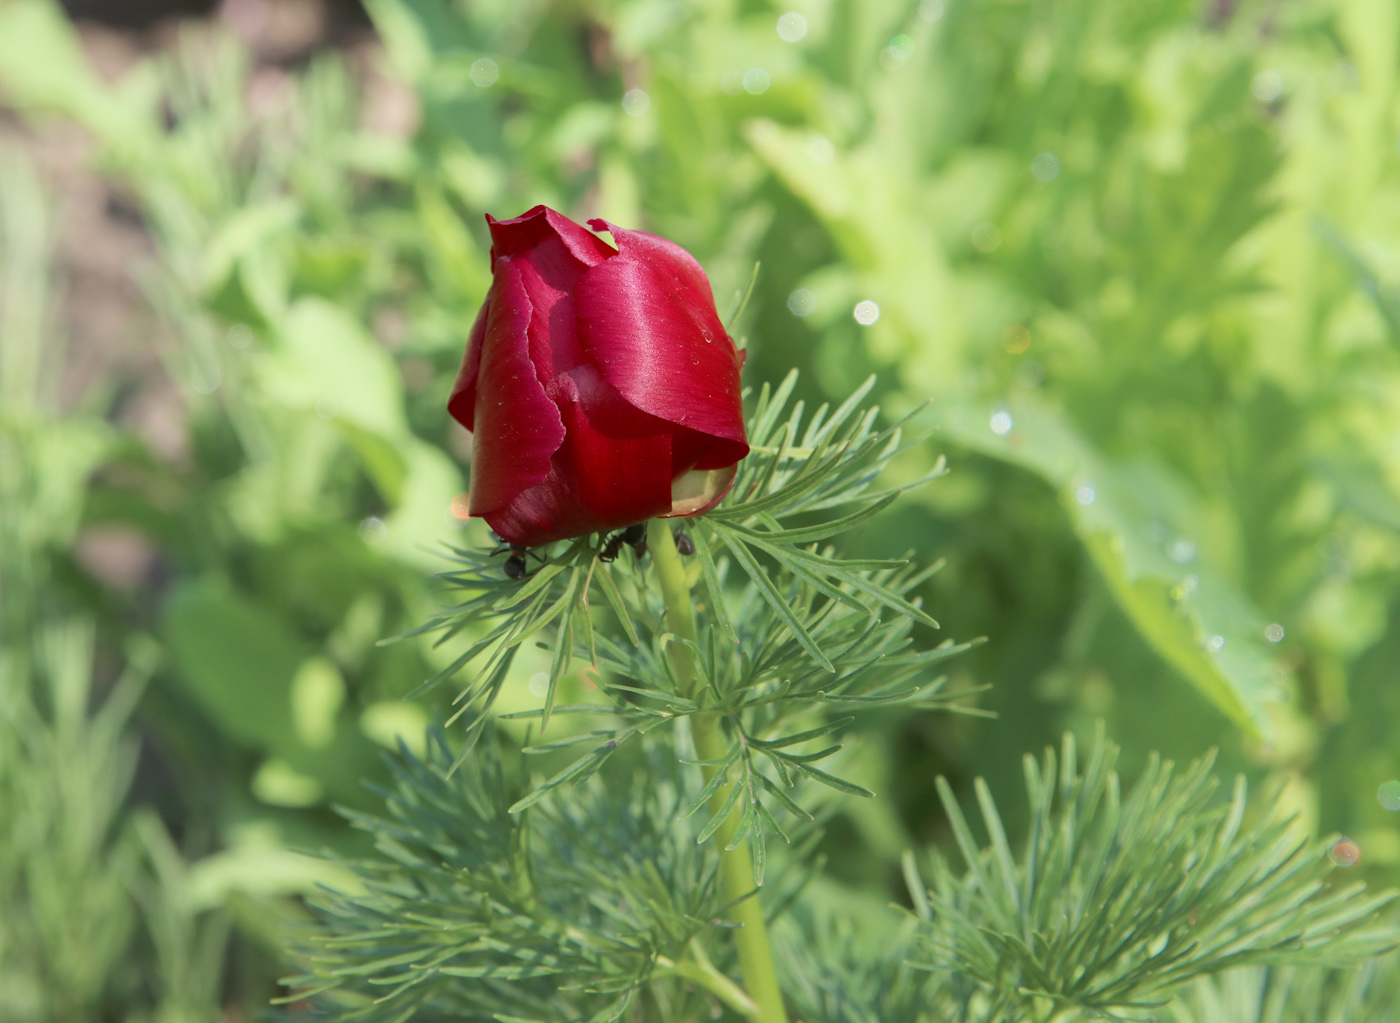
[655,939,760,1018]
[647,518,788,1023]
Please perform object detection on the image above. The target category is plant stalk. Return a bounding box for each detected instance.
[647,518,788,1023]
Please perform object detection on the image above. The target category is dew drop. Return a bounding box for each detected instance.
[191,366,222,394]
[1168,539,1196,564]
[470,58,499,88]
[742,67,771,95]
[776,12,807,42]
[1379,781,1400,812]
[1015,359,1044,388]
[807,136,835,165]
[787,288,816,316]
[1329,838,1360,868]
[1002,324,1031,353]
[1330,61,1361,96]
[918,0,945,21]
[970,222,1002,253]
[853,300,880,325]
[1032,152,1061,181]
[1252,69,1283,102]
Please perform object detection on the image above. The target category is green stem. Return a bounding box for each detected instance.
[647,519,788,1023]
[655,939,759,1019]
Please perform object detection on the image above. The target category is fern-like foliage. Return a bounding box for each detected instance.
[774,909,932,1023]
[693,372,948,666]
[287,727,1398,1023]
[408,373,954,715]
[904,728,1398,1022]
[1169,953,1400,1023]
[393,376,980,855]
[281,729,813,1023]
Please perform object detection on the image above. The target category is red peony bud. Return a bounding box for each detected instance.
[448,206,749,548]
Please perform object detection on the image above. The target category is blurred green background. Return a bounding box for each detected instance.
[3,0,1400,1016]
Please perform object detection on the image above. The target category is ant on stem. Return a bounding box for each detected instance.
[489,537,545,580]
[597,523,695,562]
[599,523,647,562]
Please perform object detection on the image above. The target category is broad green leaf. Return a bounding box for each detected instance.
[263,298,408,444]
[376,441,464,570]
[290,658,347,750]
[164,581,305,752]
[939,396,1282,739]
[745,118,963,378]
[164,582,383,803]
[0,0,157,160]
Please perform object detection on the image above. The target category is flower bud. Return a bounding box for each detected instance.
[448,206,748,547]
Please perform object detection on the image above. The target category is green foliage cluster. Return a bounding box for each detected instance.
[3,0,1400,1018]
[910,732,1394,1019]
[405,377,977,882]
[285,733,736,1023]
[0,623,230,1023]
[286,717,1395,1022]
[278,379,1394,1021]
[0,149,227,1023]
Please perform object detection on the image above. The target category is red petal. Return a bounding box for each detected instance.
[488,206,615,270]
[484,365,673,546]
[447,298,489,432]
[668,427,713,477]
[575,220,748,460]
[694,435,747,470]
[487,207,616,383]
[665,427,746,476]
[467,258,567,518]
[449,207,609,433]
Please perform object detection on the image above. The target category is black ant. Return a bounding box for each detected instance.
[597,524,694,561]
[491,542,544,579]
[599,523,648,562]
